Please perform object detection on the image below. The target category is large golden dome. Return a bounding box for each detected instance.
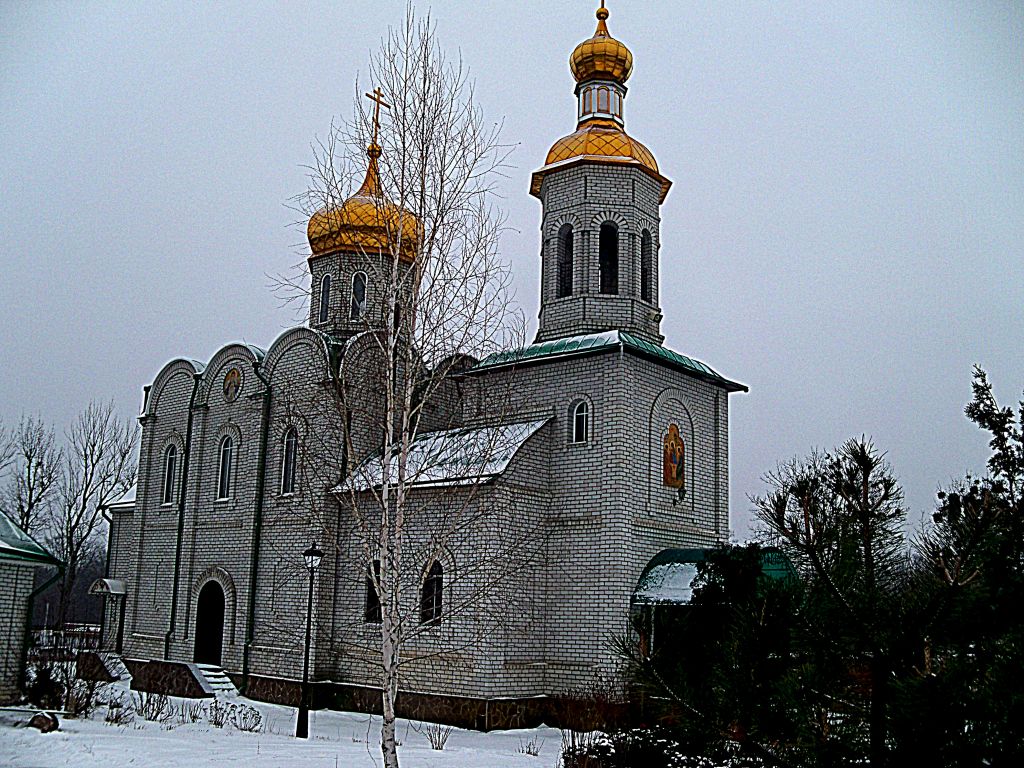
[307,144,419,262]
[532,120,671,202]
[569,5,632,84]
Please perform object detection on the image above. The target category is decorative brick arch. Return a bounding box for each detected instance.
[647,388,697,516]
[191,566,237,644]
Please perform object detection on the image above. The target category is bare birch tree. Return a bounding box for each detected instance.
[0,419,14,476]
[291,7,529,767]
[0,414,63,534]
[47,401,137,628]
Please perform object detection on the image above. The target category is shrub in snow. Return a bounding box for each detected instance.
[207,698,234,728]
[562,728,771,768]
[104,691,135,726]
[132,692,172,723]
[413,721,453,750]
[231,703,263,733]
[25,658,64,710]
[175,699,207,725]
[518,734,544,756]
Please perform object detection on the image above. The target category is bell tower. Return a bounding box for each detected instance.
[530,3,671,344]
[306,88,420,340]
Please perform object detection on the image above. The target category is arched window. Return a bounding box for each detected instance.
[217,436,233,500]
[364,561,381,624]
[599,222,618,295]
[350,272,367,320]
[420,561,443,625]
[597,86,609,113]
[556,224,573,298]
[161,445,177,505]
[280,427,298,495]
[583,88,592,115]
[641,229,653,303]
[572,401,589,444]
[318,274,331,324]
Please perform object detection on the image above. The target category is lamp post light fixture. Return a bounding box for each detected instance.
[295,541,323,739]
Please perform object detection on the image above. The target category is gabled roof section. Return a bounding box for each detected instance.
[341,419,549,492]
[473,331,747,392]
[0,509,61,567]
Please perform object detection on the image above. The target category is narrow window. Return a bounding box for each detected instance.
[217,436,233,500]
[614,91,623,117]
[318,274,331,324]
[364,561,381,623]
[641,229,653,303]
[599,222,619,295]
[161,445,177,505]
[420,561,443,625]
[597,87,609,113]
[572,401,589,444]
[350,272,367,320]
[556,224,573,298]
[281,427,298,495]
[583,88,592,115]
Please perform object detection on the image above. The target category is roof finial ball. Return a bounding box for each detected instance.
[570,2,633,85]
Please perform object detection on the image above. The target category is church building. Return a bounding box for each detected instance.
[98,4,746,728]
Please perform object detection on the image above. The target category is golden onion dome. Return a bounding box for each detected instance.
[531,119,671,203]
[307,143,420,262]
[569,5,633,84]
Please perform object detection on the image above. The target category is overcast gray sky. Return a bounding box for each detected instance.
[1,1,1021,539]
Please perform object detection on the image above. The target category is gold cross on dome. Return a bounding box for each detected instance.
[364,86,391,145]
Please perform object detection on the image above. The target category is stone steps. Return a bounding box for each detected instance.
[194,664,237,696]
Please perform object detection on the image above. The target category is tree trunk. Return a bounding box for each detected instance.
[380,619,401,768]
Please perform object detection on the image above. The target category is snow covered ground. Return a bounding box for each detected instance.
[0,686,563,768]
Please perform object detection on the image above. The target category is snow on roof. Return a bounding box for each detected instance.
[341,419,549,492]
[105,485,137,510]
[633,561,700,605]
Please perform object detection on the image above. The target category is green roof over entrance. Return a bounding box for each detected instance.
[0,509,61,567]
[633,547,795,605]
[474,330,747,392]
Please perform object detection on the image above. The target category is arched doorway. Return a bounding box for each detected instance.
[194,580,225,666]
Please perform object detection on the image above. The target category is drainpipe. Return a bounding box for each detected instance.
[242,361,272,692]
[164,373,201,659]
[713,391,721,540]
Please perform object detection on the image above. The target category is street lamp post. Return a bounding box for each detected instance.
[295,541,323,739]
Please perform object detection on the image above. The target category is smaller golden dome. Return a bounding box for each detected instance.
[531,119,671,203]
[569,5,633,84]
[307,144,420,262]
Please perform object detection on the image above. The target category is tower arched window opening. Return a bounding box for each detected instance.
[162,445,177,505]
[420,561,443,625]
[318,274,331,324]
[641,229,653,303]
[350,272,367,320]
[597,87,609,113]
[557,224,574,298]
[599,222,619,295]
[217,436,234,500]
[281,427,298,495]
[572,401,590,444]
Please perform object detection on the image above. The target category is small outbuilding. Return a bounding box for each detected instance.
[0,510,61,703]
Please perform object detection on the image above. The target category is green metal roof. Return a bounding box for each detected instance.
[633,547,796,605]
[0,510,61,567]
[473,330,747,392]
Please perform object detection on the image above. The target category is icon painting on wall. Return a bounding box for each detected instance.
[663,423,685,489]
[223,368,242,403]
